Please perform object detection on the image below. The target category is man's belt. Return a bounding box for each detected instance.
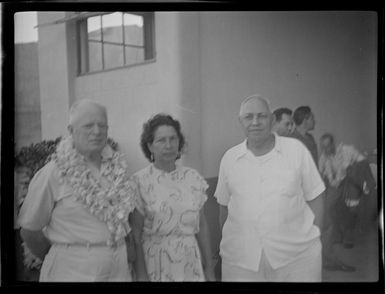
[53,238,125,249]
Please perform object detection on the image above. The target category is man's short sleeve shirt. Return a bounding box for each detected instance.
[214,134,325,271]
[18,161,112,244]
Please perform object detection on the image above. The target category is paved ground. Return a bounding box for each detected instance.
[322,217,380,282]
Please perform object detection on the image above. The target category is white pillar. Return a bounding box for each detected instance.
[37,12,76,140]
[175,12,203,175]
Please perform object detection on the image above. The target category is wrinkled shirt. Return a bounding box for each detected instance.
[18,147,129,244]
[319,143,365,188]
[214,134,325,271]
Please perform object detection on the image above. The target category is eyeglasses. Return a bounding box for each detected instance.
[240,113,269,121]
[82,123,108,132]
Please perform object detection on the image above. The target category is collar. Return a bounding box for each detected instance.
[150,160,182,175]
[101,143,114,161]
[235,133,282,160]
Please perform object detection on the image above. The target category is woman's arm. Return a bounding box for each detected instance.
[130,209,149,281]
[196,209,216,281]
[20,228,51,260]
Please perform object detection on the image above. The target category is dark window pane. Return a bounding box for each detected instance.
[102,12,123,44]
[125,47,144,65]
[124,14,144,47]
[104,43,124,69]
[87,16,102,41]
[88,41,103,72]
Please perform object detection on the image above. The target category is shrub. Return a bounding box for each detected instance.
[15,137,119,173]
[15,137,62,175]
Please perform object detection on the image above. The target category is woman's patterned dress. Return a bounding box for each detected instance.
[132,164,208,281]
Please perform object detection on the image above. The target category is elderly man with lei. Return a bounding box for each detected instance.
[18,99,136,282]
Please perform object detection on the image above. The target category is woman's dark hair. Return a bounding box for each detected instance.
[140,113,186,162]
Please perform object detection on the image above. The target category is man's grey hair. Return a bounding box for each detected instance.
[239,94,272,116]
[69,99,107,126]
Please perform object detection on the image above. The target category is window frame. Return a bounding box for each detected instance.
[77,11,155,75]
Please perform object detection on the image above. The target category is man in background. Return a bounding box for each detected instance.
[291,106,318,167]
[272,107,293,137]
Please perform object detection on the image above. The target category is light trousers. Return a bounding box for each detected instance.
[222,239,322,282]
[40,243,132,282]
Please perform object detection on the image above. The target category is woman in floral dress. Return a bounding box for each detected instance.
[131,114,216,281]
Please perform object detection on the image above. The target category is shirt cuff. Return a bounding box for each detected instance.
[214,193,229,206]
[305,182,326,202]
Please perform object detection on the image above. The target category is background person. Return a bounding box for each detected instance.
[131,113,216,282]
[18,100,136,282]
[272,107,293,137]
[319,133,376,250]
[318,133,356,272]
[215,95,325,282]
[291,106,318,167]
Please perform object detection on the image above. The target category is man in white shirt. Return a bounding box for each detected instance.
[214,95,325,282]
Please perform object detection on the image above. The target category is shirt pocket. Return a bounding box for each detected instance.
[227,166,259,196]
[265,169,299,198]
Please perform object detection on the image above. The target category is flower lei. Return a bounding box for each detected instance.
[51,137,136,244]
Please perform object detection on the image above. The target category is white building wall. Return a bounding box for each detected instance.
[38,12,204,175]
[73,12,202,175]
[199,11,378,177]
[15,43,41,150]
[37,11,378,179]
[36,11,378,259]
[37,12,73,141]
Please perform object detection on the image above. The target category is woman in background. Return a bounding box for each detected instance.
[131,113,216,281]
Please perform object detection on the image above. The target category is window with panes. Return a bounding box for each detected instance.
[77,12,155,74]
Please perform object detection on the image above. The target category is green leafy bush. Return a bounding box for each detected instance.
[15,137,62,175]
[15,136,119,208]
[15,137,119,174]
